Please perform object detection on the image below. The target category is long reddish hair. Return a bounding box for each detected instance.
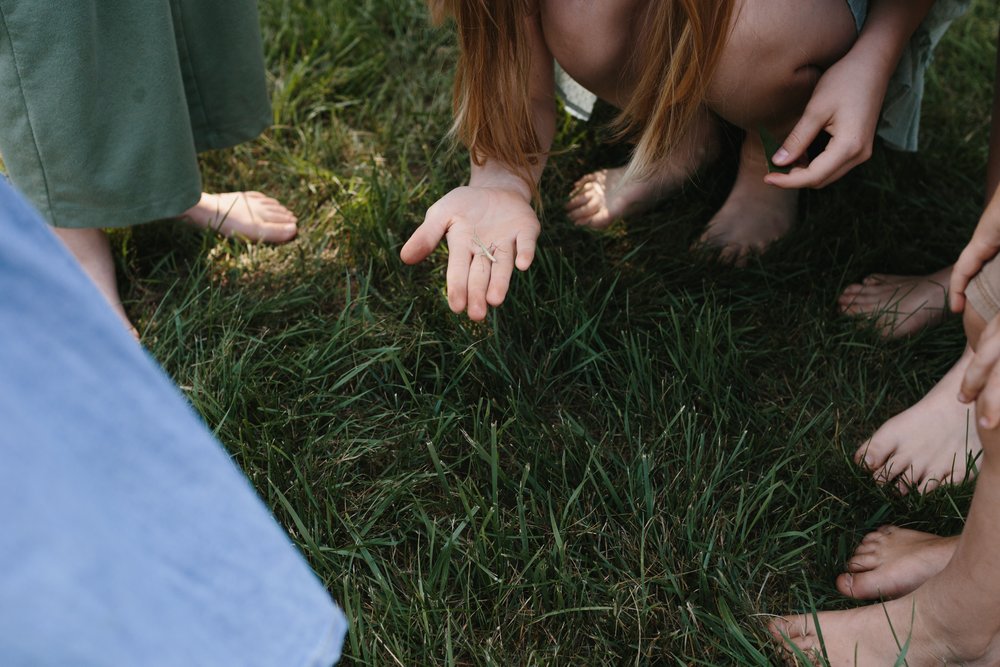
[430,0,737,185]
[429,0,541,188]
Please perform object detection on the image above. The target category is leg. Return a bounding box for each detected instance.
[838,266,953,338]
[52,227,137,337]
[181,192,298,243]
[855,345,982,493]
[695,132,799,264]
[695,0,855,264]
[771,421,1000,665]
[565,107,720,229]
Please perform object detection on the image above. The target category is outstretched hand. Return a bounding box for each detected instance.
[764,52,883,189]
[401,186,540,321]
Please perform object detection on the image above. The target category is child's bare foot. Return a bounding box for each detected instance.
[696,132,797,265]
[856,346,982,493]
[53,227,138,338]
[838,267,953,338]
[567,165,694,229]
[836,526,957,600]
[566,109,719,229]
[181,192,298,243]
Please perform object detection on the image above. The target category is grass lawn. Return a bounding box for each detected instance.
[118,2,997,663]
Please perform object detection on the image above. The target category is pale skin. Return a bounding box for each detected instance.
[832,6,1000,338]
[569,0,937,265]
[772,39,1000,662]
[54,191,298,336]
[771,303,1000,665]
[852,42,1000,491]
[402,0,862,317]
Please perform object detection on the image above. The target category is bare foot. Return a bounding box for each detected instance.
[771,424,1000,665]
[770,589,1000,666]
[838,267,953,338]
[565,109,719,229]
[836,526,957,601]
[53,227,138,337]
[696,132,797,265]
[181,191,298,243]
[566,165,694,229]
[856,346,982,493]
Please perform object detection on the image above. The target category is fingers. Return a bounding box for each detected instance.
[515,231,537,271]
[445,241,473,315]
[465,251,493,321]
[486,241,516,307]
[951,240,997,313]
[960,317,1000,422]
[765,133,870,189]
[975,364,1000,429]
[446,235,534,320]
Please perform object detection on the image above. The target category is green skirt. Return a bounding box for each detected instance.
[0,0,272,228]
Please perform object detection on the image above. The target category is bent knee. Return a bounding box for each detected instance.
[708,0,855,129]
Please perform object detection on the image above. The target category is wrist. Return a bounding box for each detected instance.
[468,171,533,201]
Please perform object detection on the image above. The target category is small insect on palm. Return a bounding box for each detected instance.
[472,232,499,263]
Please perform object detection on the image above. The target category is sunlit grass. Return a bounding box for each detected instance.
[120,2,998,663]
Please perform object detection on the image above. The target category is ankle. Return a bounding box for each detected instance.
[917,585,1000,661]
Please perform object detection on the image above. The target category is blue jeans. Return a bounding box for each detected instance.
[0,178,347,666]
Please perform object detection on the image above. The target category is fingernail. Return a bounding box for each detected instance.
[958,392,969,403]
[980,416,992,429]
[773,148,790,164]
[863,455,872,467]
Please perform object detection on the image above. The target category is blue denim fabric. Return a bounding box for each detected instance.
[0,178,347,666]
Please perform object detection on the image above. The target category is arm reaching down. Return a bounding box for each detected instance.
[764,0,936,189]
[401,7,556,321]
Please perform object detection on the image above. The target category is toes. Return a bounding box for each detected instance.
[845,551,879,573]
[854,439,893,472]
[718,243,749,266]
[567,198,602,220]
[839,283,863,298]
[578,211,612,229]
[836,571,889,601]
[918,475,945,494]
[769,615,810,642]
[835,572,859,598]
[872,458,906,487]
[895,471,920,495]
[769,615,823,662]
[572,171,606,190]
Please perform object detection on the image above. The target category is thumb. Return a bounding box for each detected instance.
[400,213,453,265]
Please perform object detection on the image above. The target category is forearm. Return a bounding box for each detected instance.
[468,7,555,200]
[468,92,555,196]
[849,0,936,86]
